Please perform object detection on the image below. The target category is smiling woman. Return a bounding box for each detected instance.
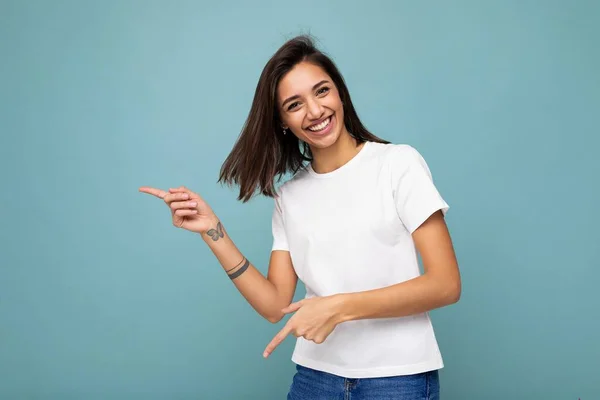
[139,34,460,400]
[218,35,390,202]
[279,68,343,146]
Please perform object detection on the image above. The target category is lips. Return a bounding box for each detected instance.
[305,116,331,131]
[304,114,335,137]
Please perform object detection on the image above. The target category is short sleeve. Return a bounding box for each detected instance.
[391,145,450,234]
[271,188,289,251]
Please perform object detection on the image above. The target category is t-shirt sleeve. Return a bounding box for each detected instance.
[271,188,289,251]
[391,145,450,234]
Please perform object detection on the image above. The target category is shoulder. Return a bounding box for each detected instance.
[369,142,439,187]
[273,166,310,199]
[385,142,421,158]
[370,141,428,169]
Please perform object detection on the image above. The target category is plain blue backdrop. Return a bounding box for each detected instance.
[1,0,598,399]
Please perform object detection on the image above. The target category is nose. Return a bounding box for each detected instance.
[306,98,324,121]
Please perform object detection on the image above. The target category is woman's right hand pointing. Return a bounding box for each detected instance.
[139,185,219,235]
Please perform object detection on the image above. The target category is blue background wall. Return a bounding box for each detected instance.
[1,1,598,398]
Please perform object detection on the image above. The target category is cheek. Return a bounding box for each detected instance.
[326,98,343,121]
[281,112,297,127]
[326,93,343,111]
[289,114,305,130]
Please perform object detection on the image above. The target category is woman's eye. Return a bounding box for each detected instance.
[286,88,328,111]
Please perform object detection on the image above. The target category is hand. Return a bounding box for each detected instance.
[263,295,346,358]
[139,185,218,234]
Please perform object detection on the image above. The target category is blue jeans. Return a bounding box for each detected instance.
[287,364,440,400]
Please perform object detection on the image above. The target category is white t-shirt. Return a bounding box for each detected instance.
[270,140,450,379]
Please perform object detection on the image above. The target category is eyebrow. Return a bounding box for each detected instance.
[281,80,330,108]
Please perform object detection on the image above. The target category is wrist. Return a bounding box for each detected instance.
[331,293,355,324]
[200,215,223,240]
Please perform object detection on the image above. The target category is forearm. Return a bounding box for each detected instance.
[337,274,460,323]
[201,219,285,322]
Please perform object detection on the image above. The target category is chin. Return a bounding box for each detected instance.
[307,134,340,149]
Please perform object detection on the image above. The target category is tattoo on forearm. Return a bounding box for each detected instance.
[228,258,250,280]
[206,222,224,241]
[225,257,245,273]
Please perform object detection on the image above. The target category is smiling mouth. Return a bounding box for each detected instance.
[306,116,331,132]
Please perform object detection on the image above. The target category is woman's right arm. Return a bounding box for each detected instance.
[138,184,297,324]
[201,219,298,323]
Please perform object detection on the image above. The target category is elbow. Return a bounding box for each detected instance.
[449,288,461,305]
[437,267,461,305]
[265,298,290,323]
[265,311,285,324]
[446,280,461,305]
[429,272,461,306]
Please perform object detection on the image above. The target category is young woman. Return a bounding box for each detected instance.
[140,35,460,399]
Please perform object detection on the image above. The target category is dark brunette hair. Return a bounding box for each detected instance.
[218,34,389,202]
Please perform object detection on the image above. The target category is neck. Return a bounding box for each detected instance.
[310,130,365,174]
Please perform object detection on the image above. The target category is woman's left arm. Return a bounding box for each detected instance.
[336,210,461,322]
[262,211,460,358]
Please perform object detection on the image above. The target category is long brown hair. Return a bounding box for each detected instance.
[218,34,389,202]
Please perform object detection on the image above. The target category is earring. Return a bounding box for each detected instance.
[282,128,287,135]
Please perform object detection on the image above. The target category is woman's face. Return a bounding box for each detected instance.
[277,61,346,149]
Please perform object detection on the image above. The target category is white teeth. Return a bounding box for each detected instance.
[308,117,331,132]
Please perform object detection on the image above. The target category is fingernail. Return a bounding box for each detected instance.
[182,194,189,199]
[190,202,197,207]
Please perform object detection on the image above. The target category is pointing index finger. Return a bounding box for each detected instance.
[139,186,168,199]
[263,323,292,358]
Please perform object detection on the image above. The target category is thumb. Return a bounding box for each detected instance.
[169,186,202,201]
[169,186,191,194]
[282,301,303,314]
